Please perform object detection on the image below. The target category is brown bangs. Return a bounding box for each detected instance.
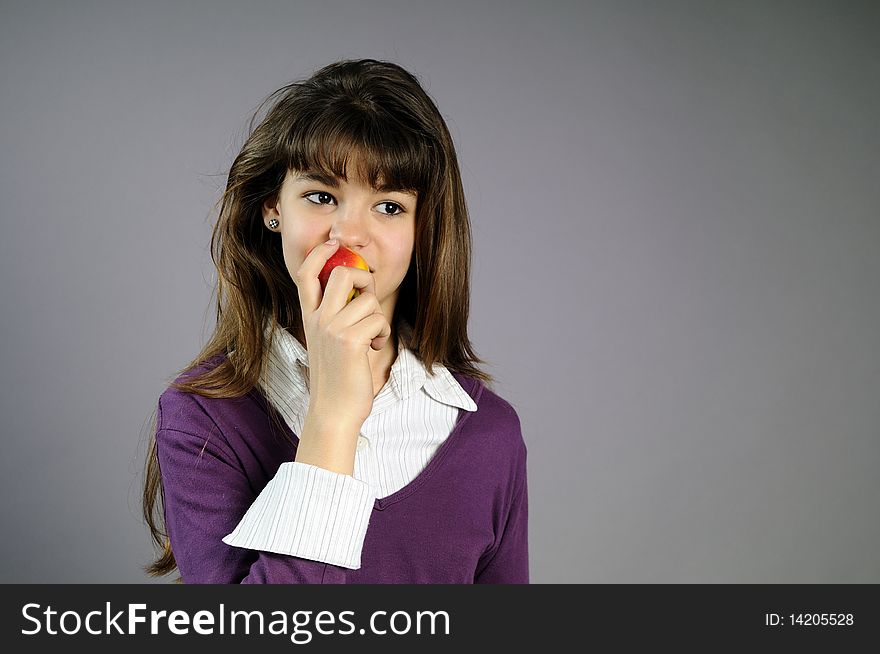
[281,104,437,197]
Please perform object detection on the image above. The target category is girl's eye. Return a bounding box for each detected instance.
[376,201,404,216]
[304,192,336,206]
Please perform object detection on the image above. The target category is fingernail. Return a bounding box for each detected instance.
[326,238,338,245]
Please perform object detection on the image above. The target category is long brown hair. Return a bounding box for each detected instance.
[141,58,494,579]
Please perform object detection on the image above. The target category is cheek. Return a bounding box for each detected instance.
[390,224,415,264]
[387,240,415,286]
[281,218,327,283]
[280,225,321,284]
[281,240,300,283]
[398,234,416,270]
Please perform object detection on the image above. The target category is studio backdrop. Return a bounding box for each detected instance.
[0,0,877,583]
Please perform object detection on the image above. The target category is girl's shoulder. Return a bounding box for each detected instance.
[450,371,526,456]
[156,352,252,436]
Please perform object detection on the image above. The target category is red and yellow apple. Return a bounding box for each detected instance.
[306,244,370,304]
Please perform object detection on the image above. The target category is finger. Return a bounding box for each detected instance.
[321,265,378,317]
[351,313,392,352]
[335,290,390,350]
[296,239,340,315]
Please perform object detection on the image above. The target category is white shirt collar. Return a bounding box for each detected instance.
[260,318,477,422]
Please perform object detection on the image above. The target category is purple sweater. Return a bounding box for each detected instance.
[155,354,529,583]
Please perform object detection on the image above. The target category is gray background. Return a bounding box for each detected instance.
[1,0,877,583]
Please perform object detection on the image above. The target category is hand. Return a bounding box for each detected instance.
[294,239,392,431]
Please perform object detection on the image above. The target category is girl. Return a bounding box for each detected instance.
[142,58,529,584]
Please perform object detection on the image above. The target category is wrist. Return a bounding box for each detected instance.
[306,400,366,434]
[295,409,361,476]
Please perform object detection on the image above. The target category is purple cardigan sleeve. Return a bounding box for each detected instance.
[155,425,349,584]
[474,438,530,584]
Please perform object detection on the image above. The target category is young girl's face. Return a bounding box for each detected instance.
[263,156,417,323]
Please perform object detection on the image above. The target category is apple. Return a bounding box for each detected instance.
[307,244,370,304]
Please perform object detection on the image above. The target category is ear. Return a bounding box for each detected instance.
[262,196,280,222]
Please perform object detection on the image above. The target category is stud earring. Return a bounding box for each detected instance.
[268,218,279,230]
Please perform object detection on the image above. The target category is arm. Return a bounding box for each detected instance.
[155,425,372,583]
[221,461,377,570]
[474,442,529,584]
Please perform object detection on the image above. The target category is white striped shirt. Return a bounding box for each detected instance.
[221,318,478,569]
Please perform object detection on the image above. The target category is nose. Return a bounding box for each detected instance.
[327,203,370,250]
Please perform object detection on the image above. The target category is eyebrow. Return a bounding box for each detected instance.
[294,172,415,195]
